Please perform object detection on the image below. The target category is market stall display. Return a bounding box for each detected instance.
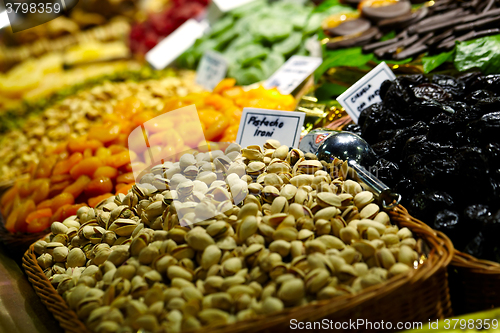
[0,79,295,237]
[22,140,453,333]
[0,52,138,112]
[177,0,327,85]
[0,20,131,73]
[0,70,200,184]
[129,0,210,55]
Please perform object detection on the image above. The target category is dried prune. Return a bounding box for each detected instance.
[355,73,500,261]
[427,113,455,143]
[464,89,497,105]
[392,121,429,150]
[373,158,400,188]
[432,74,465,99]
[469,74,500,92]
[343,124,362,137]
[466,112,500,145]
[408,191,454,222]
[412,83,452,102]
[422,159,459,192]
[433,209,461,245]
[382,79,415,113]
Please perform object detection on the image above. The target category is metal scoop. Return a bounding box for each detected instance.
[316,131,401,210]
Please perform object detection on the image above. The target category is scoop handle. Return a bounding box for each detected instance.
[347,160,401,210]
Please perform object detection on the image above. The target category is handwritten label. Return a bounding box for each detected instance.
[264,55,322,95]
[337,62,396,123]
[146,19,208,70]
[236,108,305,148]
[207,0,255,23]
[195,51,228,91]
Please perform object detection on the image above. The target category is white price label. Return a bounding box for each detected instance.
[195,51,228,91]
[236,108,305,148]
[264,55,322,95]
[146,19,208,70]
[337,62,396,124]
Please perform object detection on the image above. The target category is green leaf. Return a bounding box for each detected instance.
[380,31,396,42]
[422,49,455,73]
[315,47,374,80]
[454,34,500,75]
[315,82,349,101]
[313,0,342,13]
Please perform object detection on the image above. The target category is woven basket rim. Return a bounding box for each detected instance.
[451,250,500,274]
[22,204,454,333]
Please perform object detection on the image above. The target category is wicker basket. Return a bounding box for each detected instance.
[23,205,454,333]
[448,251,500,315]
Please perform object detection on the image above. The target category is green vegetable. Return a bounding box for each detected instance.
[251,18,293,43]
[230,0,267,17]
[209,16,234,37]
[422,49,455,73]
[214,29,239,50]
[262,52,285,77]
[235,44,268,66]
[233,67,265,86]
[454,34,500,75]
[272,32,302,57]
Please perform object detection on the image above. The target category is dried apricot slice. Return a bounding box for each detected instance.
[93,166,118,179]
[51,193,75,212]
[70,157,103,179]
[84,176,113,197]
[88,193,114,207]
[63,175,91,198]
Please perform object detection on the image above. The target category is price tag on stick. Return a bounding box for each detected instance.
[337,62,396,124]
[236,108,305,148]
[264,55,322,95]
[146,19,208,70]
[195,51,228,91]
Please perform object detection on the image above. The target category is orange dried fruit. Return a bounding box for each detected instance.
[84,176,113,197]
[63,175,91,198]
[70,157,103,179]
[93,166,118,179]
[88,193,114,208]
[53,152,83,176]
[51,193,75,212]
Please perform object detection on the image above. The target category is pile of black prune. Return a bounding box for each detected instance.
[357,73,500,263]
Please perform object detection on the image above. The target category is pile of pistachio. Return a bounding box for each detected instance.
[0,70,201,182]
[34,140,422,333]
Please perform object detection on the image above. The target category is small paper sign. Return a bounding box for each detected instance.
[264,55,322,95]
[236,108,305,148]
[337,62,396,124]
[195,51,228,91]
[146,19,208,70]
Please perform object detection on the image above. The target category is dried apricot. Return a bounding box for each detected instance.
[35,156,57,179]
[51,174,72,184]
[204,115,229,141]
[53,152,83,176]
[0,185,18,207]
[95,147,112,159]
[70,157,103,179]
[15,199,36,233]
[116,172,135,184]
[88,124,121,143]
[30,178,50,204]
[84,176,113,197]
[213,78,236,94]
[37,199,53,210]
[108,145,128,155]
[88,193,114,207]
[48,180,72,198]
[116,183,134,195]
[68,136,89,153]
[5,209,18,233]
[93,166,118,179]
[51,193,75,212]
[26,216,51,233]
[51,204,86,223]
[63,175,91,198]
[105,151,132,169]
[26,208,53,224]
